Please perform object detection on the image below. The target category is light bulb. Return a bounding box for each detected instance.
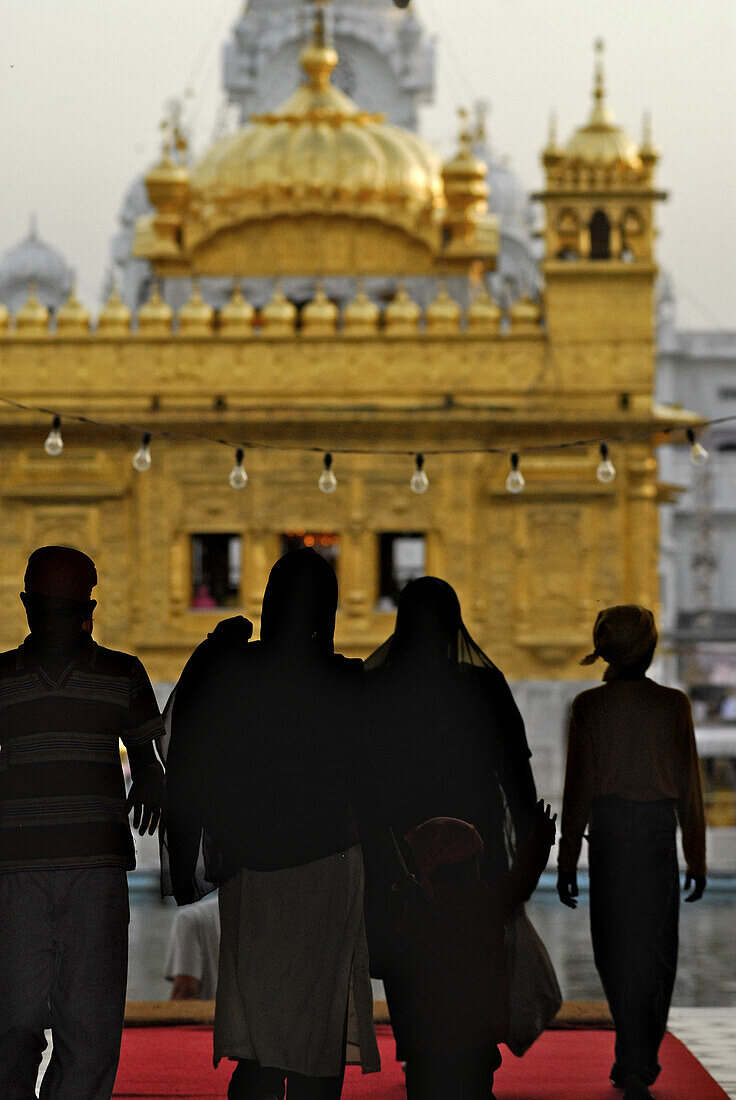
[132,432,152,471]
[505,452,525,494]
[596,443,616,484]
[410,454,429,494]
[44,416,63,457]
[686,429,709,467]
[229,448,248,489]
[318,453,337,493]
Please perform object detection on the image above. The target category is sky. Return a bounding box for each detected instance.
[1,0,734,329]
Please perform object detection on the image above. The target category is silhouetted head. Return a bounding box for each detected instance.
[406,816,484,898]
[260,548,337,654]
[581,604,657,680]
[20,546,97,643]
[391,576,463,664]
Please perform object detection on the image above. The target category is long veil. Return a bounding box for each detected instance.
[365,577,534,868]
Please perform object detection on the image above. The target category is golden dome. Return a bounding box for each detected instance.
[426,282,461,332]
[0,299,9,335]
[137,281,173,336]
[261,282,297,335]
[343,282,379,334]
[16,282,49,336]
[97,283,132,336]
[56,285,90,336]
[509,292,542,334]
[565,42,641,168]
[302,282,338,336]
[178,280,214,337]
[467,285,501,333]
[187,12,443,241]
[384,283,421,334]
[220,281,254,336]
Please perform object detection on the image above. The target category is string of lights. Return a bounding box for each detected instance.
[0,391,725,496]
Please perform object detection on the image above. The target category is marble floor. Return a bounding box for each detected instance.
[127,874,736,1006]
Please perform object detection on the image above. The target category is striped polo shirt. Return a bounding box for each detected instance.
[0,635,165,873]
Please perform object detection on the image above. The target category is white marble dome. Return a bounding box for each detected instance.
[0,219,74,313]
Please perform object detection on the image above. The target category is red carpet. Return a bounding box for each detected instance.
[113,1024,730,1098]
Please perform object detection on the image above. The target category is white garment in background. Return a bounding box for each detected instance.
[164,893,221,1000]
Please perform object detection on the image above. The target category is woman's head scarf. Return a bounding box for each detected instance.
[581,605,657,677]
[260,548,337,655]
[364,576,497,671]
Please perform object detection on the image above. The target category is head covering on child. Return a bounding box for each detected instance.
[406,816,483,898]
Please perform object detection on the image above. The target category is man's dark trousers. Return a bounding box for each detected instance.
[589,796,679,1087]
[0,867,129,1100]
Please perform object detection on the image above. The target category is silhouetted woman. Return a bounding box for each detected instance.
[164,550,380,1100]
[364,576,538,1058]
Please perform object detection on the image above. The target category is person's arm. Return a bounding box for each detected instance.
[492,669,538,842]
[678,696,707,901]
[495,800,556,919]
[557,696,594,908]
[122,658,166,835]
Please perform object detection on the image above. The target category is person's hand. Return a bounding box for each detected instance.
[171,974,202,1001]
[391,873,426,900]
[534,799,557,847]
[683,871,706,902]
[557,870,579,909]
[125,761,165,835]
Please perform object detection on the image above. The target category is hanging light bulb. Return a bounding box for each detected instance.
[596,442,616,484]
[686,427,709,467]
[318,453,338,493]
[229,447,248,489]
[505,452,525,494]
[44,415,63,456]
[410,453,429,494]
[132,432,152,472]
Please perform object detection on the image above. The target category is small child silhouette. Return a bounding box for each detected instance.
[397,801,555,1100]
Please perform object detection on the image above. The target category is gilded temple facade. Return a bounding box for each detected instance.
[0,15,690,737]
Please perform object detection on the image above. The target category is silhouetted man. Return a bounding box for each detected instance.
[0,546,165,1100]
[558,605,706,1100]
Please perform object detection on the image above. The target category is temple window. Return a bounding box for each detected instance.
[282,531,341,575]
[589,209,611,259]
[376,532,426,611]
[191,534,242,609]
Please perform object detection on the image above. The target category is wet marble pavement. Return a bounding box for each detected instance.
[128,875,736,1006]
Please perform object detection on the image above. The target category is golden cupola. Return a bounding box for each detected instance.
[441,109,491,254]
[137,281,173,336]
[133,0,497,279]
[426,281,461,333]
[343,281,379,335]
[261,282,297,335]
[97,283,132,336]
[177,279,214,337]
[534,40,666,266]
[15,282,49,337]
[302,281,338,336]
[56,284,90,336]
[220,282,254,337]
[564,42,641,169]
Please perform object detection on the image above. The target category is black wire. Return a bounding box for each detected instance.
[0,392,722,459]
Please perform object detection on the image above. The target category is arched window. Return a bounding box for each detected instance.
[589,209,611,259]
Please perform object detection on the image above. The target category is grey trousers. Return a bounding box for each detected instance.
[0,867,129,1100]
